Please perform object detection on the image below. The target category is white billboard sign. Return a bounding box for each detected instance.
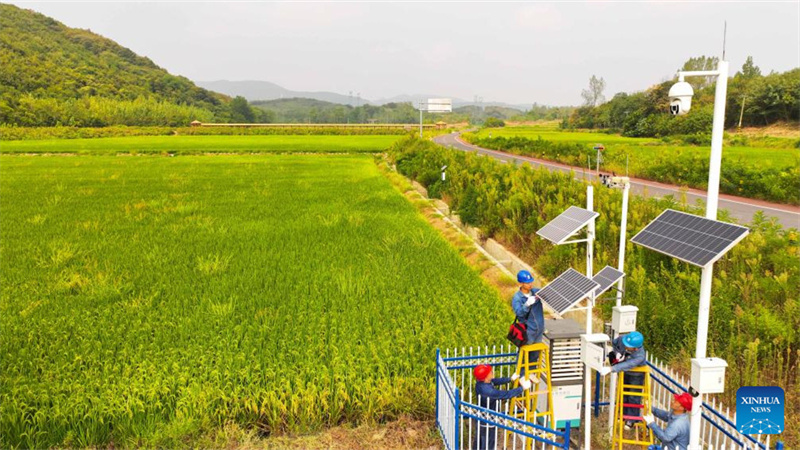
[424,98,452,113]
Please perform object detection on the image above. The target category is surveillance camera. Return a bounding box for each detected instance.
[668,80,693,116]
[441,165,448,171]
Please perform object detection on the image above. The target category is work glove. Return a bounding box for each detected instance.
[598,366,611,376]
[643,413,655,425]
[511,373,520,381]
[524,295,537,307]
[528,373,540,385]
[519,378,532,390]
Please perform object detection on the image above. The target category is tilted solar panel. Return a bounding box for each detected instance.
[536,268,600,314]
[631,209,749,267]
[591,265,625,296]
[536,206,599,245]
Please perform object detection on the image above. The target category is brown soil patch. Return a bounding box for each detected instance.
[731,121,799,138]
[201,416,440,450]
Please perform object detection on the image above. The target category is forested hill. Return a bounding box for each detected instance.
[0,4,262,126]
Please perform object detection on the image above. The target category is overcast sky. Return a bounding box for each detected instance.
[9,1,800,105]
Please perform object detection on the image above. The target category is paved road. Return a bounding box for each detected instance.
[434,132,800,229]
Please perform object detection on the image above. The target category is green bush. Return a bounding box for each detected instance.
[483,117,506,128]
[387,136,800,415]
[464,133,799,205]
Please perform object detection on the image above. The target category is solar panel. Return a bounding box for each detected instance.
[631,209,749,267]
[536,268,600,314]
[592,266,625,296]
[536,206,600,245]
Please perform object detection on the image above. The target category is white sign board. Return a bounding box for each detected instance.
[424,98,452,113]
[581,333,610,372]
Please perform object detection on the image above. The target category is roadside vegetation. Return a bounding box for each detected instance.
[388,136,799,446]
[464,122,800,205]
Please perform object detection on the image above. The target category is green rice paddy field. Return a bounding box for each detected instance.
[471,124,799,169]
[0,135,403,155]
[0,152,509,448]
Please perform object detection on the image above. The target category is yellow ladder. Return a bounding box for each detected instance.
[612,365,654,449]
[506,343,555,448]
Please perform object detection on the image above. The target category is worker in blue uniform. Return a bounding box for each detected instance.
[643,392,692,449]
[472,364,532,450]
[601,331,646,429]
[511,270,544,366]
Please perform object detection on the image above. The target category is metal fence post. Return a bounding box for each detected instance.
[775,442,784,450]
[454,387,461,450]
[594,370,601,417]
[564,422,572,449]
[435,348,440,425]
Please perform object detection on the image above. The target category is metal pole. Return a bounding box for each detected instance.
[607,182,629,435]
[705,60,728,220]
[596,149,600,175]
[689,59,729,450]
[584,185,594,450]
[419,103,424,139]
[435,348,440,425]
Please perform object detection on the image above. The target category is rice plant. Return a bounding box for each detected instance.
[0,154,510,448]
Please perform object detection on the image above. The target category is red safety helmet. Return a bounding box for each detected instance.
[674,392,693,411]
[473,364,492,381]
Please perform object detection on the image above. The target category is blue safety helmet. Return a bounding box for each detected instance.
[517,270,534,284]
[622,331,644,349]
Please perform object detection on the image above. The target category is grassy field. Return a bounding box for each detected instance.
[472,124,800,169]
[0,135,403,155]
[0,153,510,448]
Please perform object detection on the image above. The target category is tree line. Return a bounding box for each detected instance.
[567,57,800,137]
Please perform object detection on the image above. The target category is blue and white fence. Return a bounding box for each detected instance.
[436,345,572,450]
[645,355,783,450]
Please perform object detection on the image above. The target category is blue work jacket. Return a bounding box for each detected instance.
[511,289,544,344]
[475,377,523,412]
[610,335,646,373]
[649,408,690,449]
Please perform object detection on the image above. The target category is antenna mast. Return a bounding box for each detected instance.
[722,21,727,60]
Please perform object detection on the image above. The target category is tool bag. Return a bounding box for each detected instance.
[507,317,527,347]
[508,293,538,347]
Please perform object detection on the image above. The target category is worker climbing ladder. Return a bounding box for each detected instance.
[507,342,555,447]
[612,365,654,449]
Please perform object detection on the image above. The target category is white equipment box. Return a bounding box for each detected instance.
[691,358,728,394]
[612,305,638,334]
[537,319,584,429]
[581,333,610,372]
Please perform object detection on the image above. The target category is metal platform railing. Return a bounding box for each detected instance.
[436,346,572,450]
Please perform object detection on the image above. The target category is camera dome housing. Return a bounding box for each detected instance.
[668,80,694,115]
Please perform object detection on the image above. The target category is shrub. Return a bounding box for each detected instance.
[483,117,506,128]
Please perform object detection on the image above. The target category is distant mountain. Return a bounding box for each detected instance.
[198,80,530,111]
[198,80,365,106]
[453,105,524,120]
[373,94,528,111]
[251,97,419,124]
